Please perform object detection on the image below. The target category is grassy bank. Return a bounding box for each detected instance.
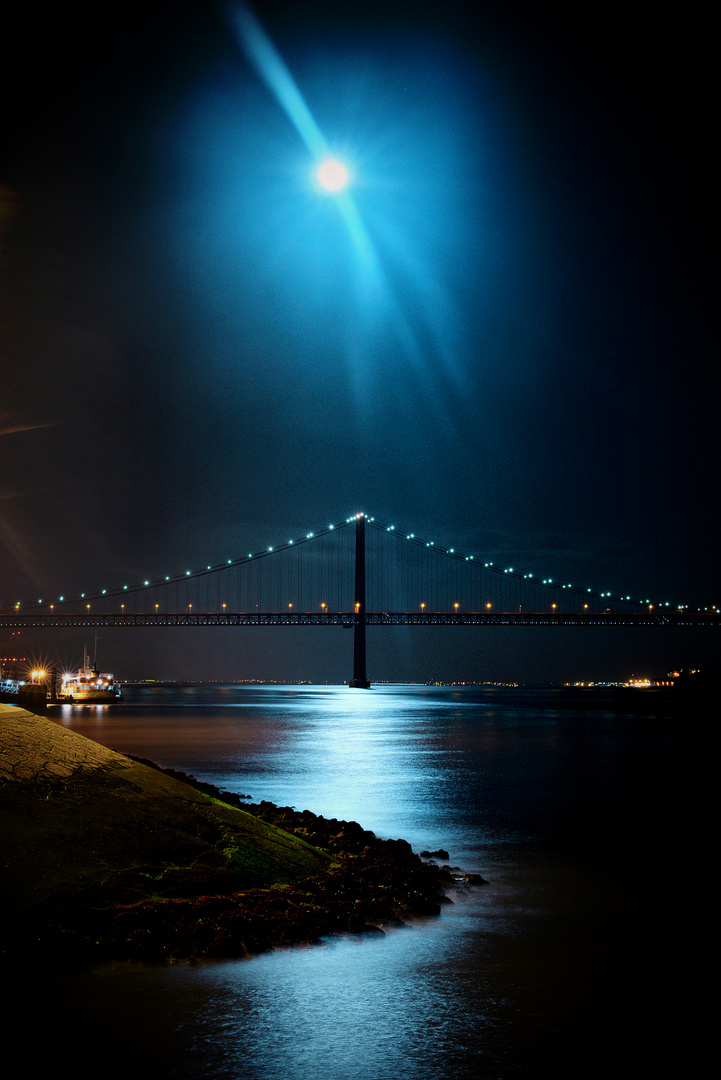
[1,708,473,968]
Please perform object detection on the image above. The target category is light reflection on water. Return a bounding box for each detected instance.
[38,684,697,1078]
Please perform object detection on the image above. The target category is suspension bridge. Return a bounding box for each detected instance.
[1,513,717,687]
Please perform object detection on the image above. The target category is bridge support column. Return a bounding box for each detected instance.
[349,513,371,688]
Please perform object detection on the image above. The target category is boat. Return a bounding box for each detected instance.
[59,644,122,703]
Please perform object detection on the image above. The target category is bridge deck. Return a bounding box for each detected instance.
[1,611,717,628]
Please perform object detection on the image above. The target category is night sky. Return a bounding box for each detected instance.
[1,1,717,683]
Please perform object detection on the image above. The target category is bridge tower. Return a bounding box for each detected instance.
[349,513,371,688]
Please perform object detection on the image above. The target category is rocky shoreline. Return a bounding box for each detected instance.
[48,805,480,968]
[1,708,485,969]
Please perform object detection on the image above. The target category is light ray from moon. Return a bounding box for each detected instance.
[0,420,52,437]
[225,2,457,425]
[226,3,372,258]
[227,2,326,159]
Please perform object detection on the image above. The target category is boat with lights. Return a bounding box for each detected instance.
[59,645,122,703]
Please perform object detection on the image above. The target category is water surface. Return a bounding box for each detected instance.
[13,685,699,1077]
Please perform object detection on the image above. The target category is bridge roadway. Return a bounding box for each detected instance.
[1,610,718,629]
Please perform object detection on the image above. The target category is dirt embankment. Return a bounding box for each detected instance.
[1,706,483,968]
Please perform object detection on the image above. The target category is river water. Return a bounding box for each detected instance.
[21,684,699,1077]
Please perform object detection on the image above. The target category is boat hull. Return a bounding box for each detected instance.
[59,689,121,703]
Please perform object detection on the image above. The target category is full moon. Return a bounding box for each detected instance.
[316,158,350,192]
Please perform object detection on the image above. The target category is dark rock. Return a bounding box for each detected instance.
[420,848,450,860]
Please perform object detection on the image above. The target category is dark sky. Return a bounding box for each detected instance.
[1,1,717,683]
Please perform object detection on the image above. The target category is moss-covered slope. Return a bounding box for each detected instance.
[1,708,329,916]
[1,706,472,968]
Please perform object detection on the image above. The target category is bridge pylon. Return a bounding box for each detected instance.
[349,513,371,688]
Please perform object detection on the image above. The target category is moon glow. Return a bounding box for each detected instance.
[316,158,350,192]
